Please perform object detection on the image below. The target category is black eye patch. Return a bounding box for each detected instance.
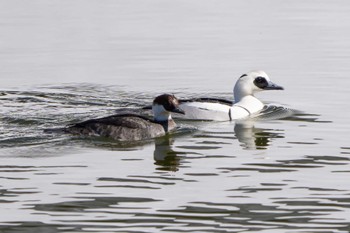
[254,76,268,89]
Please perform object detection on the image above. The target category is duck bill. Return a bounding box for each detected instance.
[264,81,284,90]
[171,107,185,115]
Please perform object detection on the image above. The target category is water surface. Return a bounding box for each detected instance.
[1,1,350,232]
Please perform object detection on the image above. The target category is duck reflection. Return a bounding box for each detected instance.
[153,135,182,172]
[234,120,284,150]
[234,109,324,150]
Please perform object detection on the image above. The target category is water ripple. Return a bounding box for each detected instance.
[0,84,348,233]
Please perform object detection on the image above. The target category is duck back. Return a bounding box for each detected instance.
[66,114,172,141]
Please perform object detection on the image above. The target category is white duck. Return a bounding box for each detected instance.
[179,70,284,121]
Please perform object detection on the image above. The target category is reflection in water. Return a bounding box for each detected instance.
[153,136,182,172]
[234,107,327,150]
[234,120,284,150]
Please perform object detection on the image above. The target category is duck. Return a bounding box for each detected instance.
[179,70,284,121]
[64,94,185,141]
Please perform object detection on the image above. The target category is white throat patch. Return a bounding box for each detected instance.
[152,104,171,122]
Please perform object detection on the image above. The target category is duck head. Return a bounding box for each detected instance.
[152,94,185,122]
[233,70,284,103]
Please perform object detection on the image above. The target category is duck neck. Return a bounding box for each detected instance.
[233,95,264,113]
[234,93,256,104]
[234,85,252,104]
[152,104,172,123]
[152,105,177,132]
[160,119,176,132]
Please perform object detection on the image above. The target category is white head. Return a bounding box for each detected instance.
[152,94,185,122]
[233,70,284,103]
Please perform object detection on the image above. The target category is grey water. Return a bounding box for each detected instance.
[1,1,350,232]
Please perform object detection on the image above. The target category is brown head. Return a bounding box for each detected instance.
[152,94,185,122]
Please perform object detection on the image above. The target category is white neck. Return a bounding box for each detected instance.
[233,83,253,103]
[152,104,171,122]
[233,95,264,113]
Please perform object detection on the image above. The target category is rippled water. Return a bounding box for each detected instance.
[1,1,350,232]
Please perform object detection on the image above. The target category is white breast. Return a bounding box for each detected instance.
[229,105,251,120]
